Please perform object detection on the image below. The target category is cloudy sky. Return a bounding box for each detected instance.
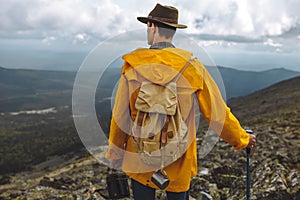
[0,0,299,71]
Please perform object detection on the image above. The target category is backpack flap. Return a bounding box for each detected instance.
[135,81,177,115]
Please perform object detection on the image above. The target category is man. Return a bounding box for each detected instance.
[105,3,256,200]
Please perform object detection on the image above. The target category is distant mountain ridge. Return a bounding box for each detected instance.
[0,66,299,112]
[213,66,300,99]
[0,66,75,96]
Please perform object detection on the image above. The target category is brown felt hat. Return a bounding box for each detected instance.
[137,3,187,29]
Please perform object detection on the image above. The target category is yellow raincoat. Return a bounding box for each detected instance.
[105,48,250,192]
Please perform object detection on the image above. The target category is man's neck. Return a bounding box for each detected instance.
[152,37,172,44]
[150,41,175,49]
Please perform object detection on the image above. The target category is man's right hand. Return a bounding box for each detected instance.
[247,134,256,158]
[247,134,256,148]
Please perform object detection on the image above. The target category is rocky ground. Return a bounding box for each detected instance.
[0,119,298,200]
[191,122,300,199]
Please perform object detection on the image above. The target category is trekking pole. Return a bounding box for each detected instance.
[245,129,253,200]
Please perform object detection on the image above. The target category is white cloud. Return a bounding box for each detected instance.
[42,36,56,45]
[75,34,86,42]
[73,33,88,44]
[0,0,138,39]
[0,0,299,71]
[198,40,221,48]
[0,0,299,41]
[198,40,237,48]
[0,0,300,64]
[263,38,283,47]
[179,0,300,38]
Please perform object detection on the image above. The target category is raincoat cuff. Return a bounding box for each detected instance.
[233,131,250,150]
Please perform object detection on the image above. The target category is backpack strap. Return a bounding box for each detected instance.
[132,111,145,142]
[173,56,196,82]
[161,115,170,146]
[160,56,195,146]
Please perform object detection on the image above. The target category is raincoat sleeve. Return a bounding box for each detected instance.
[196,64,250,150]
[105,70,130,160]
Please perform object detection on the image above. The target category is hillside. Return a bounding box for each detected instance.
[0,67,76,112]
[228,75,300,122]
[223,76,300,198]
[0,76,299,199]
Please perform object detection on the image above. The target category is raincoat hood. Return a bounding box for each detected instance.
[122,48,193,85]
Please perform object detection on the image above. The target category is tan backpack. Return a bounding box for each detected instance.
[131,57,195,167]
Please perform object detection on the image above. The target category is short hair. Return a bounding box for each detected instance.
[149,21,176,39]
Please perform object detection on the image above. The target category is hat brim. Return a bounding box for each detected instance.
[137,16,187,29]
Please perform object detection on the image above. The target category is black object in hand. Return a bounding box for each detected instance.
[107,172,130,199]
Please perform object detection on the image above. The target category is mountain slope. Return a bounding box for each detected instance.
[192,76,299,199]
[222,76,300,198]
[228,75,300,122]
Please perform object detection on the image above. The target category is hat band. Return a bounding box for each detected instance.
[148,15,177,24]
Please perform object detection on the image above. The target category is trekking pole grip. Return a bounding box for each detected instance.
[246,129,253,154]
